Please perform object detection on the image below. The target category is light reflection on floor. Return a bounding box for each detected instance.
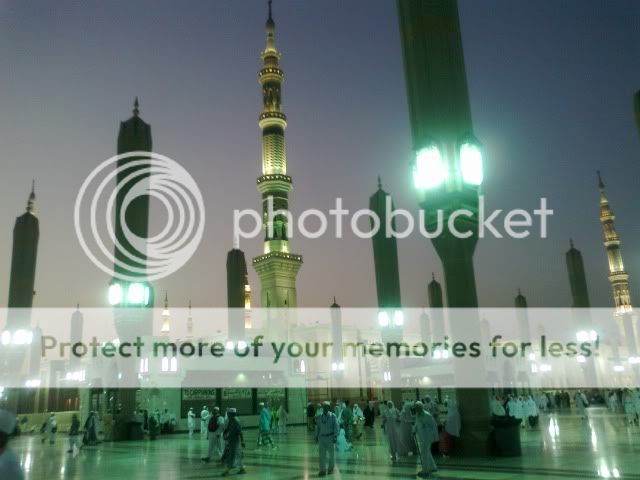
[9,407,640,479]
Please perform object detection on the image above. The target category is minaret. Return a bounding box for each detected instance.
[70,304,84,368]
[186,300,193,339]
[330,298,345,377]
[252,1,303,310]
[7,182,39,318]
[160,292,171,336]
[597,171,632,315]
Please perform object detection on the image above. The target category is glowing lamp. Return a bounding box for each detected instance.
[108,283,123,306]
[127,283,149,305]
[459,142,483,185]
[413,144,447,189]
[377,311,390,327]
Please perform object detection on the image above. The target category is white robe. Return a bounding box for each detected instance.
[413,412,438,472]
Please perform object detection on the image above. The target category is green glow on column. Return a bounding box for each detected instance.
[127,283,149,305]
[460,143,483,185]
[413,145,447,189]
[108,284,123,306]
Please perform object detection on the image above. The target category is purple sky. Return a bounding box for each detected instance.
[0,0,639,309]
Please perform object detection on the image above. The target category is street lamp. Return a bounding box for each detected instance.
[108,281,152,307]
[412,135,483,190]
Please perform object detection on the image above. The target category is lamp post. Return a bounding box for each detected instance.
[398,0,490,455]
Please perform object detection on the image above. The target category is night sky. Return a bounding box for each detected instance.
[0,0,639,310]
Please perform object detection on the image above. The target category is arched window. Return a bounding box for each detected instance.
[161,357,169,372]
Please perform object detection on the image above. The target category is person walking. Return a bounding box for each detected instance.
[187,407,196,438]
[200,406,210,440]
[41,413,57,445]
[202,407,225,463]
[413,401,438,478]
[221,408,245,476]
[67,414,80,454]
[315,401,338,477]
[277,403,289,434]
[257,403,275,448]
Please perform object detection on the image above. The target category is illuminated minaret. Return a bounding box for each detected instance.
[160,292,171,336]
[253,1,302,308]
[597,171,632,315]
[186,300,193,339]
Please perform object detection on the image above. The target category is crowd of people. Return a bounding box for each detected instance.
[307,396,459,478]
[2,388,640,478]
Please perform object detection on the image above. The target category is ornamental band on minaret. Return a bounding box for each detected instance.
[253,1,302,309]
[597,171,632,315]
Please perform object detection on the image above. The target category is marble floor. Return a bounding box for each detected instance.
[9,408,640,479]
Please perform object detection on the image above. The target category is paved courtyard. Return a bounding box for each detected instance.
[10,408,640,479]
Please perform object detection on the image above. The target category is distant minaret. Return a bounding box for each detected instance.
[566,239,591,308]
[70,304,84,368]
[330,298,344,375]
[186,300,193,339]
[160,292,171,336]
[228,244,249,340]
[8,183,39,312]
[597,171,632,314]
[252,0,303,309]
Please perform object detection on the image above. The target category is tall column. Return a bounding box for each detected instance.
[107,99,155,439]
[398,0,490,455]
[566,239,591,308]
[252,1,302,321]
[1,184,40,411]
[227,245,249,342]
[428,274,445,340]
[369,179,403,406]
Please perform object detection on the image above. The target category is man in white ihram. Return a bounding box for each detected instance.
[200,406,210,440]
[315,401,338,477]
[413,401,438,478]
[0,410,24,480]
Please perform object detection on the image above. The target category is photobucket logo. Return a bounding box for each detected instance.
[234,196,553,241]
[74,151,205,282]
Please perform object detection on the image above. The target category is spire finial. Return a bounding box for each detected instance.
[432,272,435,281]
[569,237,574,249]
[164,291,168,308]
[76,303,80,310]
[517,288,522,296]
[377,176,382,190]
[133,97,140,116]
[188,299,192,310]
[268,0,273,22]
[597,170,604,189]
[333,296,336,304]
[27,179,36,213]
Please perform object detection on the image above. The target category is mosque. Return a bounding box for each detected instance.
[0,0,639,478]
